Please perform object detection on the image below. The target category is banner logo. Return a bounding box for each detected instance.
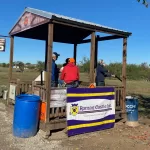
[70,104,79,116]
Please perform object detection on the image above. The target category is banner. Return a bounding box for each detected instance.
[0,38,6,52]
[50,89,66,108]
[67,87,115,136]
[33,88,67,108]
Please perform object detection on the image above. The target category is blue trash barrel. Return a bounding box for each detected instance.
[126,96,138,121]
[13,94,41,138]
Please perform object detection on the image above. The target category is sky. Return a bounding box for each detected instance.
[0,0,150,65]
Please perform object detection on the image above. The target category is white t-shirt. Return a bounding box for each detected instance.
[60,67,64,72]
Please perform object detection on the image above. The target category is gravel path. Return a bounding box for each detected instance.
[0,101,150,150]
[0,102,62,150]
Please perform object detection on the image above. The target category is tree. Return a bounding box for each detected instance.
[2,63,6,67]
[18,62,24,72]
[137,0,149,7]
[36,61,44,72]
[26,62,31,65]
[79,57,90,73]
[78,57,150,80]
[141,62,149,69]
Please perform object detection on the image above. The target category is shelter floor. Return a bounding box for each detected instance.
[1,100,150,150]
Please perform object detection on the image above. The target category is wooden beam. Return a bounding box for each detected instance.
[90,32,96,83]
[122,38,127,113]
[78,35,123,44]
[46,23,54,123]
[53,20,94,31]
[9,36,14,81]
[73,43,77,64]
[52,19,131,37]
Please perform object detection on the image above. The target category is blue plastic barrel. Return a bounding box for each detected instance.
[13,94,41,138]
[126,96,138,121]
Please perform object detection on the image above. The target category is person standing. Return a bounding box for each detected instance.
[95,59,115,86]
[51,52,60,87]
[60,58,79,88]
[60,58,70,73]
[58,58,70,87]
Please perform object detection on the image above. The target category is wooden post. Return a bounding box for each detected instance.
[122,37,127,113]
[45,40,48,71]
[90,32,96,83]
[94,35,98,69]
[9,36,14,81]
[94,35,98,85]
[73,43,77,64]
[44,40,48,87]
[46,23,54,123]
[16,79,20,95]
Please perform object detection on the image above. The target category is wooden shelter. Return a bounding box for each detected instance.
[8,7,132,137]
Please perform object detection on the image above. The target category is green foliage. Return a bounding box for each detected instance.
[27,65,36,70]
[36,61,44,72]
[78,57,150,80]
[18,62,24,72]
[137,0,148,8]
[1,57,150,81]
[79,57,90,73]
[0,63,8,68]
[2,63,6,67]
[57,64,63,69]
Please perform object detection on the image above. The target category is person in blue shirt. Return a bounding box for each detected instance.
[51,52,60,87]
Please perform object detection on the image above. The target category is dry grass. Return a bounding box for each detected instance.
[80,73,150,96]
[0,67,150,116]
[0,67,39,85]
[0,67,150,96]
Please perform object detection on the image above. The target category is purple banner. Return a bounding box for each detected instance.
[67,87,115,137]
[68,122,114,137]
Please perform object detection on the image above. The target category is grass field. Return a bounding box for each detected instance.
[0,67,150,116]
[0,67,150,96]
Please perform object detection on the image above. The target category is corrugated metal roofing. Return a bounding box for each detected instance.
[10,7,132,36]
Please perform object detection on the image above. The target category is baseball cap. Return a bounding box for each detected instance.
[53,52,60,57]
[69,58,75,63]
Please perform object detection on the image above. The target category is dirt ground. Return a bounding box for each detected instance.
[1,102,150,150]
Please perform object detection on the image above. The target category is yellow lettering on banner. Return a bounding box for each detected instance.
[67,119,115,130]
[67,92,115,97]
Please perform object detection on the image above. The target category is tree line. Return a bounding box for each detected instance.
[0,57,150,80]
[79,57,150,81]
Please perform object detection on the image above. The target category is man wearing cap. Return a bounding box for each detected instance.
[95,59,115,86]
[60,58,79,88]
[51,52,60,87]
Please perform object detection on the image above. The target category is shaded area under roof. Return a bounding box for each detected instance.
[9,7,132,44]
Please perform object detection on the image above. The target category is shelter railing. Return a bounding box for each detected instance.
[10,80,124,112]
[9,80,124,130]
[32,83,124,118]
[10,79,32,95]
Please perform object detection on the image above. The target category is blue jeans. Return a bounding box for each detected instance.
[96,81,105,86]
[58,80,65,87]
[51,81,57,87]
[66,81,79,88]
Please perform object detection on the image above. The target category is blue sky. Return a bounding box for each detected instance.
[0,0,150,65]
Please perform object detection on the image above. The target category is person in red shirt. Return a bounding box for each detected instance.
[60,58,79,88]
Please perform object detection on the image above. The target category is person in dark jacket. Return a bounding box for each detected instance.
[51,52,60,87]
[95,60,115,86]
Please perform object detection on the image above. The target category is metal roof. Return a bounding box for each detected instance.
[10,7,132,37]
